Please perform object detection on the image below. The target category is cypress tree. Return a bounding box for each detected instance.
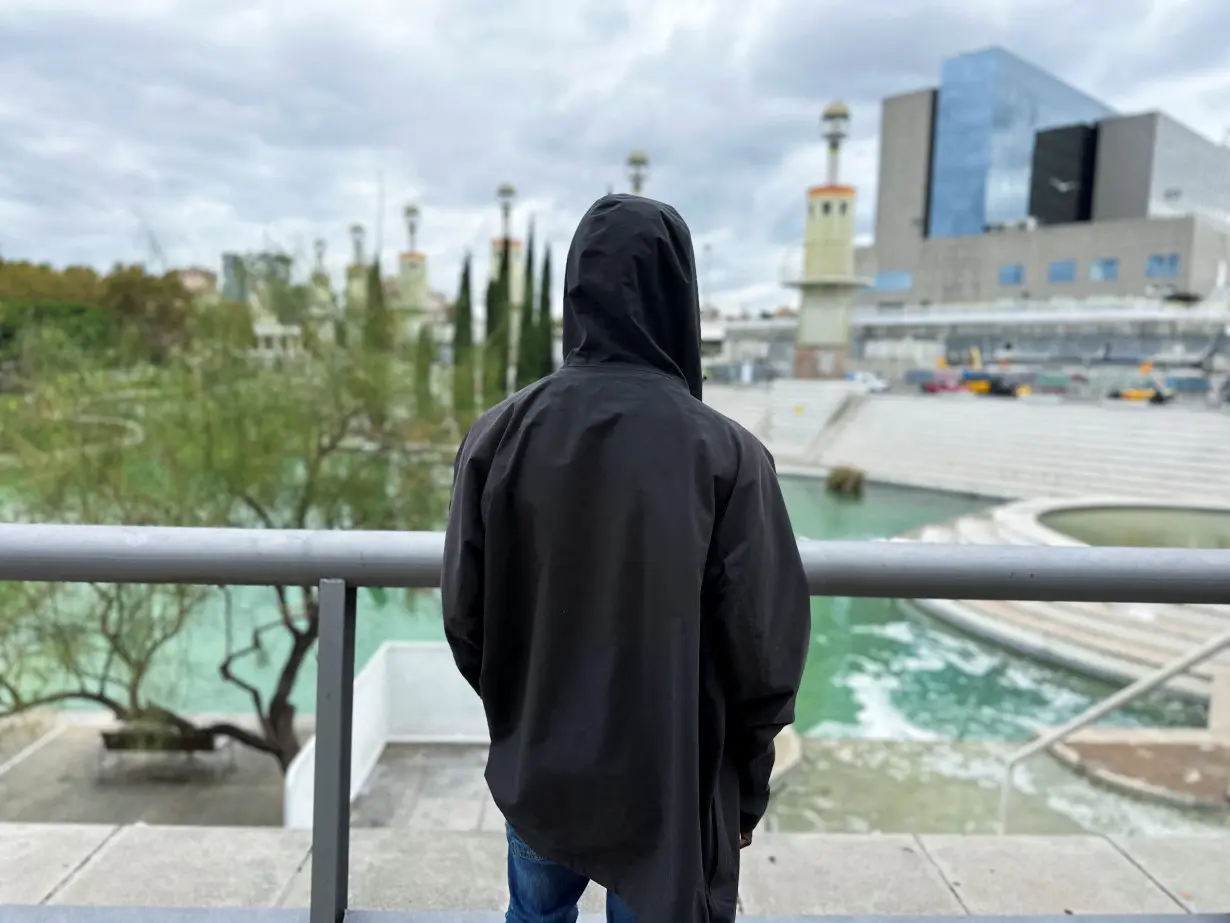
[452,254,475,422]
[414,323,437,422]
[535,246,554,377]
[496,238,512,396]
[362,259,392,352]
[515,222,537,389]
[483,241,512,405]
[482,277,499,405]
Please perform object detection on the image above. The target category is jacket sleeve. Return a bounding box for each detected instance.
[706,440,811,835]
[442,432,485,696]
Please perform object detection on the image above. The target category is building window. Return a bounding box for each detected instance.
[874,271,913,292]
[839,201,848,215]
[998,263,1025,286]
[1047,259,1077,283]
[1090,257,1119,282]
[822,201,832,215]
[1146,253,1180,279]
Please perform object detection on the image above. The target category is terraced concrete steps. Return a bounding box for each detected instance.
[910,507,1230,700]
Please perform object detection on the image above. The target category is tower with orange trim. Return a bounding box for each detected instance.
[395,203,432,343]
[784,100,870,378]
[345,223,368,311]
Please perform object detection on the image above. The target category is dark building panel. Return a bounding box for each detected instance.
[1029,124,1098,226]
[921,88,938,239]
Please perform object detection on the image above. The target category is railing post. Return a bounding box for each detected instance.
[998,625,1230,833]
[310,579,357,923]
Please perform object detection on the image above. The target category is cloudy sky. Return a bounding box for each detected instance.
[2,0,1227,314]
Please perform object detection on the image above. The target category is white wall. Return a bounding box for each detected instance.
[283,641,487,828]
[384,642,489,741]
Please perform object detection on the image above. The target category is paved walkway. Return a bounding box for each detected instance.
[0,723,286,827]
[2,824,1228,914]
[351,739,1230,836]
[0,712,55,769]
[6,730,1229,836]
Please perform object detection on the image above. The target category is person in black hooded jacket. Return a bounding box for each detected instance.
[442,193,811,923]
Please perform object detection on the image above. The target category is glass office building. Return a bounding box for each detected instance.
[927,48,1114,238]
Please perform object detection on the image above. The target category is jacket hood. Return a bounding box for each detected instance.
[561,194,702,399]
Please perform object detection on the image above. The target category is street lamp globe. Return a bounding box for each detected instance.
[821,100,850,146]
[626,150,650,195]
[404,203,420,252]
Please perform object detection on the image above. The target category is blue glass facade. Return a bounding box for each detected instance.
[927,48,1114,238]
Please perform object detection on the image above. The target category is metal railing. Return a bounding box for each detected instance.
[2,523,1230,923]
[998,625,1230,832]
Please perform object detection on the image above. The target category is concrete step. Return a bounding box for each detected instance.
[965,598,1223,687]
[1007,598,1230,676]
[916,597,1210,700]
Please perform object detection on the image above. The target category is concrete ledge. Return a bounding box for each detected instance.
[5,826,1224,916]
[770,727,803,786]
[0,911,1217,923]
[920,835,1185,915]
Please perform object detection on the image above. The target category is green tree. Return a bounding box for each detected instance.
[515,223,537,389]
[0,259,101,303]
[414,324,438,422]
[186,299,255,354]
[482,240,512,405]
[362,260,392,353]
[482,276,498,404]
[536,246,555,377]
[0,345,448,771]
[0,300,116,365]
[263,275,312,328]
[0,260,192,364]
[99,264,191,363]
[452,254,475,423]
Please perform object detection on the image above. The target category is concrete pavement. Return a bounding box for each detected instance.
[3,824,1229,915]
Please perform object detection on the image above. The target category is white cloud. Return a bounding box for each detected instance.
[0,0,1225,314]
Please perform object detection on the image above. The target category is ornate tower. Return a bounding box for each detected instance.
[399,204,428,313]
[309,237,337,344]
[783,101,869,378]
[346,223,367,310]
[626,150,649,196]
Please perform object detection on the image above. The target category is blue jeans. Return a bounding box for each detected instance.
[506,824,637,923]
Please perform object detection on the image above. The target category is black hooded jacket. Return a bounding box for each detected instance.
[442,194,811,923]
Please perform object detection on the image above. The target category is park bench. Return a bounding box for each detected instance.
[97,721,236,781]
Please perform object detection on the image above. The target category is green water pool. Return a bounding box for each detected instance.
[135,478,1203,738]
[1041,504,1230,550]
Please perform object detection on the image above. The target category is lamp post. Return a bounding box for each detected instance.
[821,101,850,186]
[626,150,649,195]
[496,183,517,243]
[404,204,420,253]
